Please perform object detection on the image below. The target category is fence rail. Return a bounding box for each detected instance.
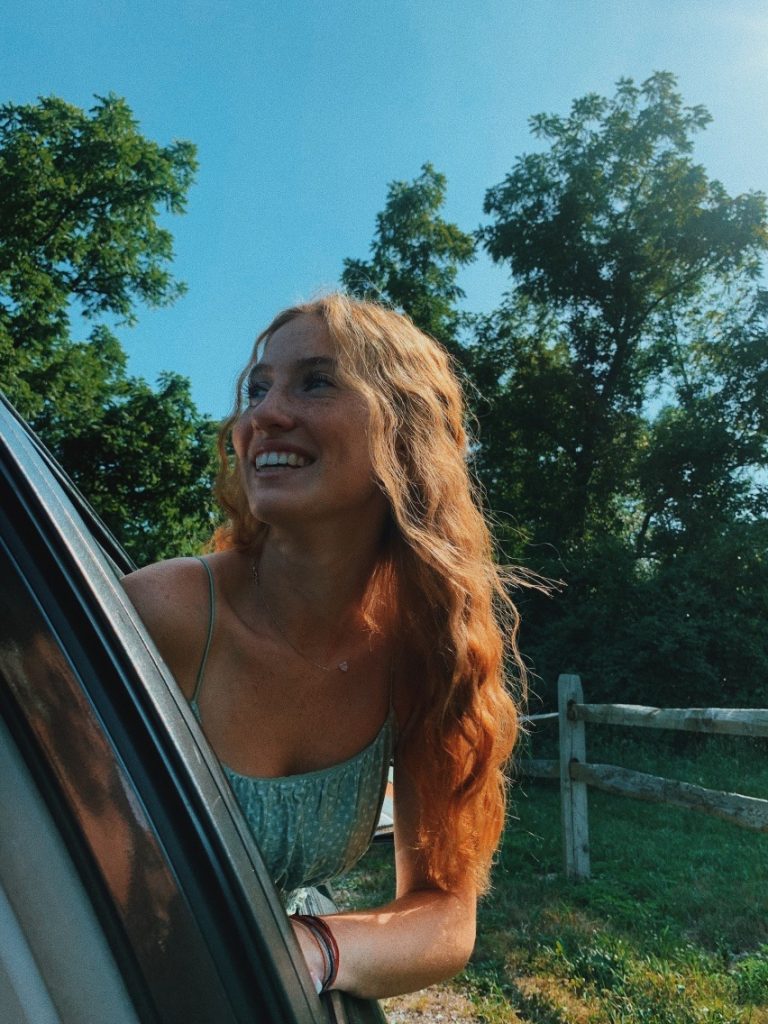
[573,703,768,737]
[571,762,768,832]
[519,674,768,879]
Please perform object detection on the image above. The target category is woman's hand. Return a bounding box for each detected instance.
[289,758,477,1000]
[291,917,327,994]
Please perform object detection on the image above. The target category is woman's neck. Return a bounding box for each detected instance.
[252,518,388,645]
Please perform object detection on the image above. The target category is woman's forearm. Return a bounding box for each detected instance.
[313,888,476,1000]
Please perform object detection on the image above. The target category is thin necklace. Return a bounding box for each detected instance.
[251,559,350,672]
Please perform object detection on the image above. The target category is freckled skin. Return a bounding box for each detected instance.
[232,315,388,530]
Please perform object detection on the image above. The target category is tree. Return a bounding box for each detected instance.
[341,163,476,355]
[344,75,768,706]
[0,94,217,564]
[477,72,768,552]
[634,288,768,561]
[473,72,768,704]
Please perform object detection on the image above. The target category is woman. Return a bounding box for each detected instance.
[122,293,524,1000]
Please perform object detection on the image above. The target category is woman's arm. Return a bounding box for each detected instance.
[293,757,477,1000]
[125,563,476,997]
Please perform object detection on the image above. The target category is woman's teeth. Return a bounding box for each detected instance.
[255,451,310,470]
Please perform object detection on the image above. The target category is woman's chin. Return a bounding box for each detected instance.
[247,488,315,525]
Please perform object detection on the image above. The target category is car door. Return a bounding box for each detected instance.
[0,396,386,1024]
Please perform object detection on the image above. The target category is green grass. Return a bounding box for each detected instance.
[336,729,768,1023]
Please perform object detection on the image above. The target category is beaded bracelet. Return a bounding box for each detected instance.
[290,913,340,992]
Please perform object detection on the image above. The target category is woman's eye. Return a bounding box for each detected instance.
[305,373,335,391]
[246,379,269,402]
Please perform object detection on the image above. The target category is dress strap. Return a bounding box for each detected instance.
[192,556,216,706]
[387,657,399,750]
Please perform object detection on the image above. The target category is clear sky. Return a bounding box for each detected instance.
[6,0,768,418]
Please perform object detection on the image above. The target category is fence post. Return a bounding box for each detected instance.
[558,673,590,880]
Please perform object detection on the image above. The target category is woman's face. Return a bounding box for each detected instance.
[232,313,388,530]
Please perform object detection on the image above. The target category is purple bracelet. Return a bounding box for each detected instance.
[290,913,340,992]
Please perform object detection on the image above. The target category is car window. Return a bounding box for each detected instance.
[0,712,139,1024]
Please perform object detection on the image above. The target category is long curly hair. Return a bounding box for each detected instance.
[214,293,525,894]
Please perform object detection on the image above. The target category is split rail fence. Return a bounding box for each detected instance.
[521,674,768,880]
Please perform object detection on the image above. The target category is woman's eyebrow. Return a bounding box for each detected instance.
[248,356,337,376]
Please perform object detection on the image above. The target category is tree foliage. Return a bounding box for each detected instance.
[0,94,216,564]
[477,72,768,551]
[341,162,476,354]
[344,74,768,706]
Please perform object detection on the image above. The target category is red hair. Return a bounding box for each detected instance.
[214,294,525,894]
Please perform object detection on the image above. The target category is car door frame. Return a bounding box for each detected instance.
[0,396,329,1024]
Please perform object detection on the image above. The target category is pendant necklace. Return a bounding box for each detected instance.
[251,559,350,672]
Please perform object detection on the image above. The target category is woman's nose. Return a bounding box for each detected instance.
[249,386,296,430]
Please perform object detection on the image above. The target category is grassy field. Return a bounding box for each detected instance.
[335,727,768,1023]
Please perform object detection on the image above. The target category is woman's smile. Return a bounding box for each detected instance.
[255,452,312,470]
[232,313,388,526]
[253,443,315,472]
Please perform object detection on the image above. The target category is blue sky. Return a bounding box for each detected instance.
[6,0,768,418]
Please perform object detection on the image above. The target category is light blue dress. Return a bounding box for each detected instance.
[191,558,394,908]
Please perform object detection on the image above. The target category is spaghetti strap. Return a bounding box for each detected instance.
[192,556,215,706]
[387,658,399,749]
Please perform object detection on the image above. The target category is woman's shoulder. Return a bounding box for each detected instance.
[121,555,208,612]
[121,555,222,696]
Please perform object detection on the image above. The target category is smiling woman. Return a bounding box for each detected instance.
[231,316,389,531]
[121,292,526,1002]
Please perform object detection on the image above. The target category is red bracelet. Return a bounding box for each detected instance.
[290,914,339,992]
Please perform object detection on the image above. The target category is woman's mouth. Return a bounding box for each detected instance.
[254,451,312,470]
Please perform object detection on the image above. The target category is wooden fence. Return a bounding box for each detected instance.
[521,674,768,880]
